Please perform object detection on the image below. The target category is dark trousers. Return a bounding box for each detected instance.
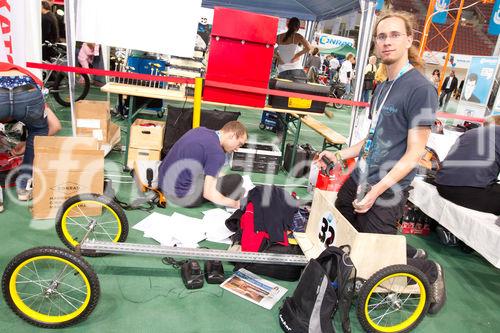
[278,69,307,83]
[437,183,500,215]
[168,174,244,208]
[336,177,438,283]
[439,90,453,110]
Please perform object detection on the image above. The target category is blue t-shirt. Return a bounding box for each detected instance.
[158,127,225,197]
[351,68,438,190]
[435,126,500,188]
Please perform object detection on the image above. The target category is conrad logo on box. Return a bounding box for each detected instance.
[50,182,87,196]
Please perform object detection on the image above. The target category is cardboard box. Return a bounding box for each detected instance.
[130,118,165,150]
[127,148,160,169]
[100,122,122,156]
[32,136,104,219]
[75,100,110,142]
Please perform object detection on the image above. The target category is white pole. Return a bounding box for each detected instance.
[347,0,377,146]
[64,0,77,136]
[494,35,500,56]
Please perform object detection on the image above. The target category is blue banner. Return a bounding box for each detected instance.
[432,0,450,25]
[488,0,500,35]
[461,56,499,106]
[375,0,384,11]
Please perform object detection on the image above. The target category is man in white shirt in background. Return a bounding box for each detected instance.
[339,53,356,95]
[328,53,340,84]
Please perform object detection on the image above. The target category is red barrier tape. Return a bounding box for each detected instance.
[436,112,484,123]
[27,62,196,85]
[28,62,369,108]
[28,62,485,123]
[204,80,371,108]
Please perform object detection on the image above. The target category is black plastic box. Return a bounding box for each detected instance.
[283,143,317,178]
[268,78,330,113]
[231,142,281,174]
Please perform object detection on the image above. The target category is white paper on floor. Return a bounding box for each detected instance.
[201,208,233,242]
[133,209,235,247]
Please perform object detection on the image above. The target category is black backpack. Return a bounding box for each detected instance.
[279,246,356,333]
[161,105,241,158]
[363,64,376,90]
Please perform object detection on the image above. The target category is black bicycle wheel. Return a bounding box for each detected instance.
[55,193,129,257]
[357,264,430,333]
[52,72,90,107]
[2,247,100,328]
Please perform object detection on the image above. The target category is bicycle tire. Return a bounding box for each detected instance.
[2,247,100,328]
[52,72,90,107]
[55,193,129,257]
[357,264,430,333]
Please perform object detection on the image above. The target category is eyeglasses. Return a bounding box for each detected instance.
[375,32,407,43]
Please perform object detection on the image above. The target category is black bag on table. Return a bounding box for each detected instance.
[283,143,317,178]
[161,105,241,158]
[279,246,356,333]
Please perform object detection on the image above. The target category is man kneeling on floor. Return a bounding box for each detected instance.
[158,121,247,209]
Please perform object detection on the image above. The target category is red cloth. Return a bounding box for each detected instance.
[240,202,288,252]
[0,62,43,87]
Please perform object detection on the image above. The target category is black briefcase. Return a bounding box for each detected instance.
[283,143,317,178]
[268,78,329,113]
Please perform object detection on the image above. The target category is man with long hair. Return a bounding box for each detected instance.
[318,10,445,314]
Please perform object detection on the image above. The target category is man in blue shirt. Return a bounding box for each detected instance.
[318,10,446,315]
[435,116,500,215]
[159,121,247,209]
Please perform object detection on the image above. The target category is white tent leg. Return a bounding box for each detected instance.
[347,0,377,146]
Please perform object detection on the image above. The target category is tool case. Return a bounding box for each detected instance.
[268,78,330,113]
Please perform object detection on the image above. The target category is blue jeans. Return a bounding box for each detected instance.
[329,70,337,84]
[344,83,351,95]
[362,89,372,103]
[0,87,49,187]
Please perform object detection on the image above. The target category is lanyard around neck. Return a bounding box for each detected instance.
[369,63,413,133]
[361,63,413,157]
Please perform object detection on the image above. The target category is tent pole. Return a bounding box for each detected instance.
[347,0,376,146]
[64,0,77,136]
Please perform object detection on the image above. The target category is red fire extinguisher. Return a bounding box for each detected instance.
[315,157,356,192]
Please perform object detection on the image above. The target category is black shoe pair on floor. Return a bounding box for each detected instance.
[181,260,225,289]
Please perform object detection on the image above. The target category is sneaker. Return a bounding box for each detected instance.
[0,202,3,213]
[412,248,428,260]
[17,188,32,201]
[428,262,446,315]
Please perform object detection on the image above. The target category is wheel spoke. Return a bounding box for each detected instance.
[368,294,391,313]
[95,223,115,241]
[58,281,88,295]
[66,216,90,231]
[53,291,81,311]
[76,205,92,224]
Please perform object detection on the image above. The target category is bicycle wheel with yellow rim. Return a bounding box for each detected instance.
[2,247,99,328]
[356,264,430,333]
[55,193,129,256]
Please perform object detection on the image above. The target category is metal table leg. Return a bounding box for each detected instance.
[279,113,289,165]
[289,116,302,171]
[123,96,135,171]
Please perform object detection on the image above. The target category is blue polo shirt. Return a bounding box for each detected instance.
[158,127,225,197]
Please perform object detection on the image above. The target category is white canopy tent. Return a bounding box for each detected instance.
[63,0,378,141]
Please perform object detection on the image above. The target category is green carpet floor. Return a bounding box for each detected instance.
[0,86,498,332]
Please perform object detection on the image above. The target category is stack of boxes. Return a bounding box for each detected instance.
[127,118,165,169]
[74,100,121,154]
